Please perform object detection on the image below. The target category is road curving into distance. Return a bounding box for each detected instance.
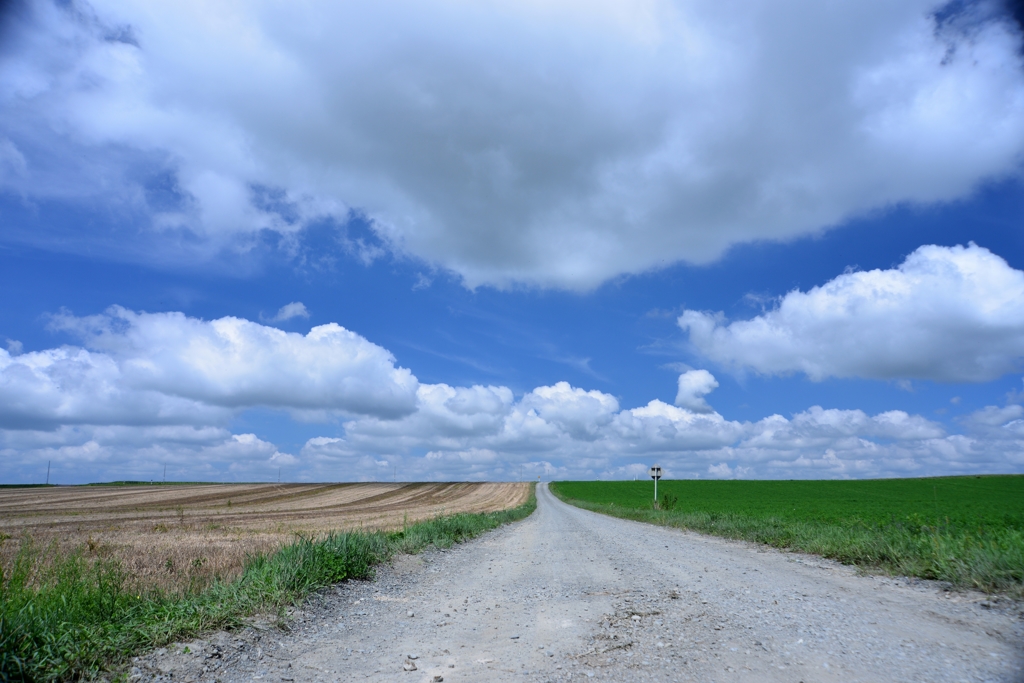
[136,482,1023,682]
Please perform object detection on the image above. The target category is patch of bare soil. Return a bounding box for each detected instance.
[0,482,529,592]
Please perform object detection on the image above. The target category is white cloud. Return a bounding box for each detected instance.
[263,302,310,323]
[739,407,946,452]
[707,462,750,479]
[0,306,417,433]
[321,378,1012,481]
[519,382,620,441]
[0,346,230,429]
[340,384,515,453]
[612,400,743,452]
[679,244,1024,382]
[0,425,294,484]
[51,306,419,418]
[961,404,1024,439]
[337,382,747,469]
[674,369,718,413]
[1,305,1022,482]
[2,2,1023,288]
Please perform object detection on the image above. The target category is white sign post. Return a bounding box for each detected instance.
[649,465,662,502]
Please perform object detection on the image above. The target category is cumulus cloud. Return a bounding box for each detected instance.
[679,244,1024,382]
[0,425,294,484]
[1,306,417,434]
[675,369,718,413]
[0,346,230,429]
[51,306,419,418]
[707,462,750,479]
[335,383,516,460]
[612,400,743,452]
[738,407,946,451]
[319,378,1012,481]
[519,383,621,441]
[2,2,1023,288]
[1,305,1022,482]
[960,404,1024,439]
[336,383,747,472]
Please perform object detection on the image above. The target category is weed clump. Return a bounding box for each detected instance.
[652,494,678,511]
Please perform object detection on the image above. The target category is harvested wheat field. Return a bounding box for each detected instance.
[0,482,529,592]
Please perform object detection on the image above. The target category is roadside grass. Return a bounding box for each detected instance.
[0,485,536,682]
[550,477,1023,598]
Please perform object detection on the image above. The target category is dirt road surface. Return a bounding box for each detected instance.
[135,483,1023,683]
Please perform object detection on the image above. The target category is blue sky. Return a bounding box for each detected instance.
[2,0,1024,483]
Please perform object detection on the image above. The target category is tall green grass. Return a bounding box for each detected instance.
[550,477,1023,597]
[0,488,535,682]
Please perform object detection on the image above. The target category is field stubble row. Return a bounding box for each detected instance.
[0,482,529,593]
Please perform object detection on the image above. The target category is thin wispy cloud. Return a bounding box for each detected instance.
[396,340,504,377]
[262,302,310,324]
[543,355,609,383]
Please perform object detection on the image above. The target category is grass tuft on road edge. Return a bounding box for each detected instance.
[549,481,1022,598]
[0,485,535,682]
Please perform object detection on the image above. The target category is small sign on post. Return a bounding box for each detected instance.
[649,464,662,501]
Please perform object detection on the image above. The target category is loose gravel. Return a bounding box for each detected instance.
[132,483,1023,682]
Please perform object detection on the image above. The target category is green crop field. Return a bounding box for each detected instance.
[550,476,1024,597]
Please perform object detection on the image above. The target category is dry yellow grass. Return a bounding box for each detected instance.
[0,482,529,593]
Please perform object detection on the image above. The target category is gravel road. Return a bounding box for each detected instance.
[134,483,1023,683]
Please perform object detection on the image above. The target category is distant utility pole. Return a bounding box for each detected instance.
[45,460,50,486]
[163,465,166,483]
[394,465,397,483]
[278,467,281,483]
